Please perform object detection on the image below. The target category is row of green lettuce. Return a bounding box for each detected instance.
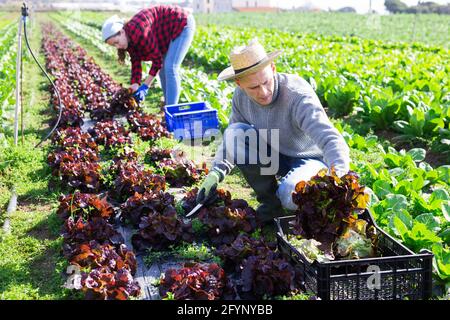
[194,12,450,49]
[0,23,18,145]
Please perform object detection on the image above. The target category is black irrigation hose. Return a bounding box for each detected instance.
[22,16,64,148]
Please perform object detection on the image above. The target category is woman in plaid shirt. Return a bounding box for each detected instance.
[102,5,196,105]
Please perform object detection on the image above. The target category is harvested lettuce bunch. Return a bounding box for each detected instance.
[287,218,377,262]
[290,169,369,254]
[335,219,375,259]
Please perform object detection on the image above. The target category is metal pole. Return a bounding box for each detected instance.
[13,16,23,146]
[2,187,17,234]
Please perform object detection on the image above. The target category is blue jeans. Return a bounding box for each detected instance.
[220,122,328,211]
[159,14,195,105]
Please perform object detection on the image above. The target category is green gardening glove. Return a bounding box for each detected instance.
[196,170,222,205]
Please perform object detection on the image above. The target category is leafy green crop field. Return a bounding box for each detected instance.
[188,25,449,154]
[0,10,449,300]
[195,12,450,48]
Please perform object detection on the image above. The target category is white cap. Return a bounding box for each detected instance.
[102,15,124,42]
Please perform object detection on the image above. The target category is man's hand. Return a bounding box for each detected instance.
[133,83,149,102]
[196,170,222,204]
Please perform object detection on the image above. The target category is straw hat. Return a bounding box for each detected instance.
[217,39,282,81]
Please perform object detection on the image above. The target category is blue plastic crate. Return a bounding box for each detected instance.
[164,101,219,140]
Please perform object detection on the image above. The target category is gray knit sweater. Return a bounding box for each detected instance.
[212,72,350,178]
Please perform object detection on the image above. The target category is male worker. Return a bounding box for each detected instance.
[196,39,350,224]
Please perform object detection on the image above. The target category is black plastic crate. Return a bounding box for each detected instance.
[275,209,434,300]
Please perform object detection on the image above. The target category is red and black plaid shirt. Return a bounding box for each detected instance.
[124,5,189,84]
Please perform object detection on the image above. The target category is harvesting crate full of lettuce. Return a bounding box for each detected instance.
[276,168,434,300]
